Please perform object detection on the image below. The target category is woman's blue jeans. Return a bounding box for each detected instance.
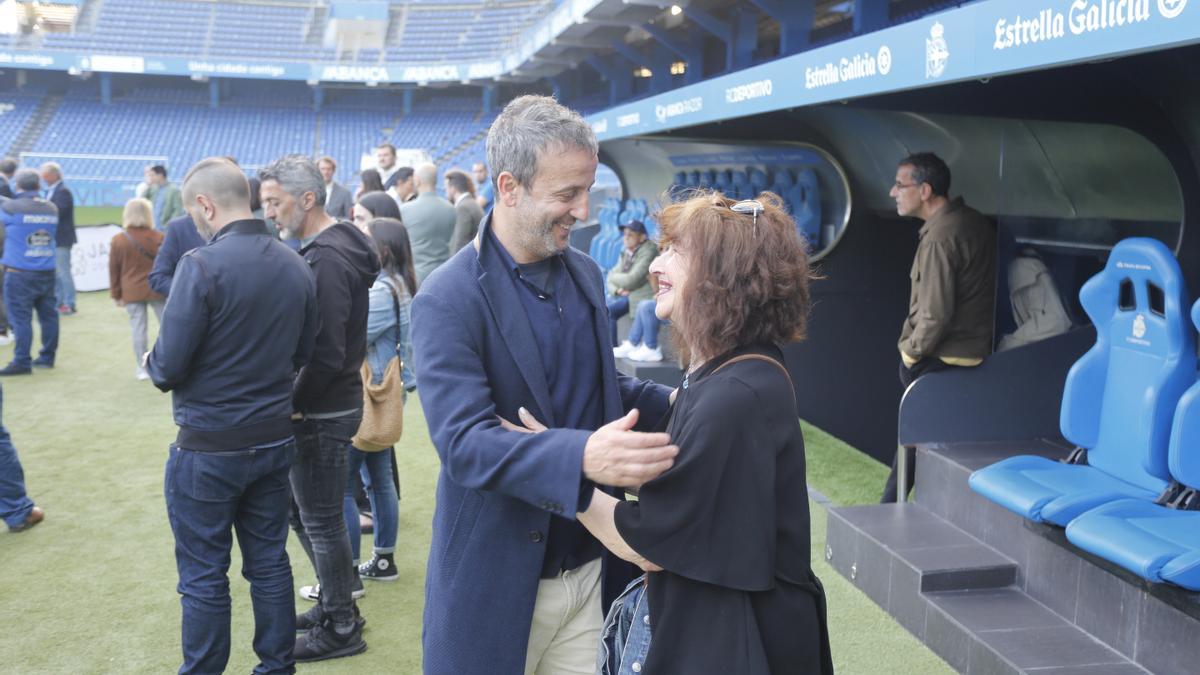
[343,447,399,561]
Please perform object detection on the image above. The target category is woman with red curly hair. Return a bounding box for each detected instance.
[580,191,833,674]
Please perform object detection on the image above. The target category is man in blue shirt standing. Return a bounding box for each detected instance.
[0,169,59,376]
[147,157,318,675]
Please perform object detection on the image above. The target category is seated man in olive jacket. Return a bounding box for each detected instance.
[883,152,996,503]
[605,220,658,350]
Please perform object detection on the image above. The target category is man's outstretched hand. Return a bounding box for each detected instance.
[583,409,677,488]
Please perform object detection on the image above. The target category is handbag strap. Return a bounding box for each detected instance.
[123,230,156,261]
[380,276,403,353]
[711,353,795,405]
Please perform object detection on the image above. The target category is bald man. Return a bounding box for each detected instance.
[400,162,457,283]
[147,157,319,675]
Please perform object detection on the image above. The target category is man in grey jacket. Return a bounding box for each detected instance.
[400,163,456,284]
[318,156,353,221]
[445,169,484,254]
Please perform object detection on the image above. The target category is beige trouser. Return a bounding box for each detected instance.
[524,557,604,675]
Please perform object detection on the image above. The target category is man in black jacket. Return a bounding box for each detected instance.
[39,162,76,315]
[259,154,380,663]
[146,157,318,675]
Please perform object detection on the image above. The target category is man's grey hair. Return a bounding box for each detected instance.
[14,169,40,192]
[39,161,62,178]
[257,154,326,208]
[486,95,597,189]
[0,157,17,177]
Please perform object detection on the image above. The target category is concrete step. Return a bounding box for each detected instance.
[615,357,681,388]
[826,502,1149,674]
[926,588,1145,675]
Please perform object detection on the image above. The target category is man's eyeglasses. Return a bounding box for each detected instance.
[893,182,922,191]
[730,199,764,236]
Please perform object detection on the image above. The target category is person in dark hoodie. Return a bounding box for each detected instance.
[259,154,380,663]
[146,157,318,675]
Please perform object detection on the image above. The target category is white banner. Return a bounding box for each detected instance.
[70,224,122,293]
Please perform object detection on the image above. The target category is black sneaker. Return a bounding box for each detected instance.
[296,601,366,633]
[293,617,367,662]
[358,554,398,582]
[0,364,31,376]
[31,359,53,369]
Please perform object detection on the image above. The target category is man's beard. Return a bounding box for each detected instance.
[515,199,573,261]
[276,212,306,240]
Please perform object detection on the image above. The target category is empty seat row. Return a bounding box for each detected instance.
[970,237,1200,590]
[671,166,822,246]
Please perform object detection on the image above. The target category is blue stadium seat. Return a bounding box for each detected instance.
[770,168,794,194]
[969,238,1197,526]
[788,168,822,243]
[730,170,749,200]
[1066,297,1200,590]
[748,167,768,195]
[713,169,731,192]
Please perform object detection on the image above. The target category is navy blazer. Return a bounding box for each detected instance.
[412,215,671,675]
[47,182,75,247]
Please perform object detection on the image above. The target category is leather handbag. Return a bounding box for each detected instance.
[352,279,405,452]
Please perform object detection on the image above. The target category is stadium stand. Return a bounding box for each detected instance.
[18,82,493,186]
[38,0,553,64]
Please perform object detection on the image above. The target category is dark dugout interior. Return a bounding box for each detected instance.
[598,44,1200,465]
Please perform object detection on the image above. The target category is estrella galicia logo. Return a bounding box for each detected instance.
[877,45,893,75]
[1133,314,1148,339]
[1159,0,1187,19]
[27,229,53,250]
[926,22,949,79]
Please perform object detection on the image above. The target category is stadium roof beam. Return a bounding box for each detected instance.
[853,0,889,35]
[680,4,756,72]
[584,54,633,107]
[747,0,812,55]
[530,55,577,67]
[640,23,702,84]
[608,39,673,95]
[551,34,624,50]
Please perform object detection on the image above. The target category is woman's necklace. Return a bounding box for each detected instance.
[682,358,707,390]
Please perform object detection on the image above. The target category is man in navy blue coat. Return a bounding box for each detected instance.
[148,213,204,298]
[39,162,76,315]
[412,96,678,675]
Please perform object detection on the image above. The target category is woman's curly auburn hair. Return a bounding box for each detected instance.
[657,190,814,363]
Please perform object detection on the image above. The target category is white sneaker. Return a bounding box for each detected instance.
[0,333,12,346]
[135,367,150,381]
[299,583,366,602]
[612,340,636,358]
[628,344,663,363]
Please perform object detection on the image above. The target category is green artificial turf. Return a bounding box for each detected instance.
[76,206,125,227]
[0,291,949,674]
[802,420,892,506]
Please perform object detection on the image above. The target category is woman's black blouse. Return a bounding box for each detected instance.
[613,345,833,674]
